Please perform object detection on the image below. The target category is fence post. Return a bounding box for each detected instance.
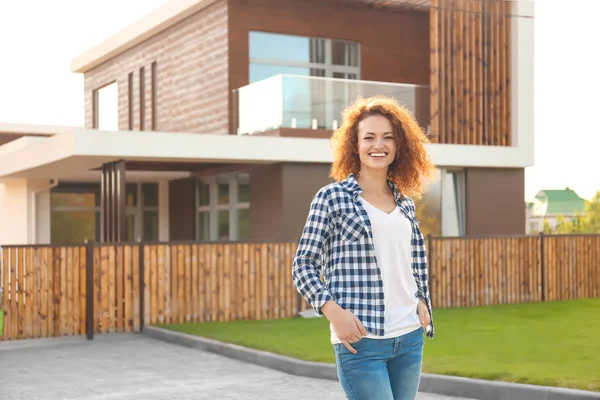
[540,232,546,301]
[85,239,94,340]
[139,242,145,332]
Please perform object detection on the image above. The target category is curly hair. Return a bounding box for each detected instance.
[330,95,435,198]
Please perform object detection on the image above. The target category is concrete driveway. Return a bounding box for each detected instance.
[0,334,474,400]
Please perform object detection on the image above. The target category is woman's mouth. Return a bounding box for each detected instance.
[369,152,388,158]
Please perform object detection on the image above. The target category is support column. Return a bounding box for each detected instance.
[101,160,126,242]
[158,180,170,241]
[0,179,54,245]
[0,179,31,245]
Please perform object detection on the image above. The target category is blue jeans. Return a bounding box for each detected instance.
[333,327,424,400]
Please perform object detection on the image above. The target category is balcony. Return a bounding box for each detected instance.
[233,74,430,137]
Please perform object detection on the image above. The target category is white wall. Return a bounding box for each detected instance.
[512,1,535,156]
[0,179,30,245]
[0,179,54,245]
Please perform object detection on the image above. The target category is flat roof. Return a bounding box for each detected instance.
[71,0,435,74]
[0,128,533,180]
[71,0,533,75]
[0,122,76,136]
[71,0,219,73]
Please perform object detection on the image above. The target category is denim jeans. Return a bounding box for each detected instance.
[333,327,424,400]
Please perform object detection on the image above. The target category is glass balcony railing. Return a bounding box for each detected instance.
[233,74,430,135]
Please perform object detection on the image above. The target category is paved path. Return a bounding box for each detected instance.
[0,334,475,400]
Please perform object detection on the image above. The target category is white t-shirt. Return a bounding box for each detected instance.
[330,196,421,344]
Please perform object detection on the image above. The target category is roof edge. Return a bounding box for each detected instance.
[71,0,219,74]
[0,122,78,136]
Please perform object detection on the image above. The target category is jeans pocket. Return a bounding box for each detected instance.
[334,338,364,356]
[403,328,425,350]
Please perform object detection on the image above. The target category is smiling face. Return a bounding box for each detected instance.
[356,114,397,173]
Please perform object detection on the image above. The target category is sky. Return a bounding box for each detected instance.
[0,0,598,201]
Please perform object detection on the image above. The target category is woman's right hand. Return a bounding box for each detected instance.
[321,301,368,354]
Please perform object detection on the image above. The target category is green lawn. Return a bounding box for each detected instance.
[159,299,600,392]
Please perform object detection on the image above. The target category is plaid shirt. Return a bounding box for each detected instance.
[292,173,434,339]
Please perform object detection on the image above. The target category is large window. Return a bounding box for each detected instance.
[51,184,101,244]
[249,32,360,83]
[196,172,250,241]
[50,182,159,244]
[414,169,466,237]
[249,32,361,130]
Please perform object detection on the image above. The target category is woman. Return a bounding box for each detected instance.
[292,96,436,400]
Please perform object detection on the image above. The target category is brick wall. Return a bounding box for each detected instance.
[84,0,229,134]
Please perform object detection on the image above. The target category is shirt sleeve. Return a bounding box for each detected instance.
[292,188,334,315]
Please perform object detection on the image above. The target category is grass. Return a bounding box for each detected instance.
[159,299,600,392]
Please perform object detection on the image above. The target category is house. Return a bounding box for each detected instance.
[526,188,587,233]
[0,0,534,246]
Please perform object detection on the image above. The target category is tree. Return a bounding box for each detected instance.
[570,212,586,233]
[583,190,600,233]
[542,219,553,234]
[541,190,600,235]
[554,215,572,234]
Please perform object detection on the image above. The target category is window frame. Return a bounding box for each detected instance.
[249,31,361,81]
[50,182,159,243]
[196,172,250,241]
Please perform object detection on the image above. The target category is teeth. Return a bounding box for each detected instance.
[369,153,387,157]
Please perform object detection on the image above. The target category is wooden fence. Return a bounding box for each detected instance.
[0,242,299,341]
[1,234,599,341]
[427,235,600,308]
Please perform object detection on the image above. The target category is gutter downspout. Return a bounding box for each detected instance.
[31,178,59,244]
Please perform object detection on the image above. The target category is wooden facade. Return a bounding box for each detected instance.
[3,234,598,341]
[430,0,512,145]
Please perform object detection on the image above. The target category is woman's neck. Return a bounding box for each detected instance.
[356,168,390,195]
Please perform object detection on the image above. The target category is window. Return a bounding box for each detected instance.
[414,169,466,237]
[123,183,159,242]
[51,184,101,244]
[93,82,118,131]
[249,32,360,130]
[249,32,360,83]
[529,221,538,234]
[50,182,159,244]
[196,172,250,241]
[440,169,466,236]
[414,169,442,237]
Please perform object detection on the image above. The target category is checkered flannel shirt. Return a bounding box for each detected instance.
[292,173,434,339]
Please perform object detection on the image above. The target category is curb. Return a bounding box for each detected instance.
[142,326,337,381]
[142,326,600,400]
